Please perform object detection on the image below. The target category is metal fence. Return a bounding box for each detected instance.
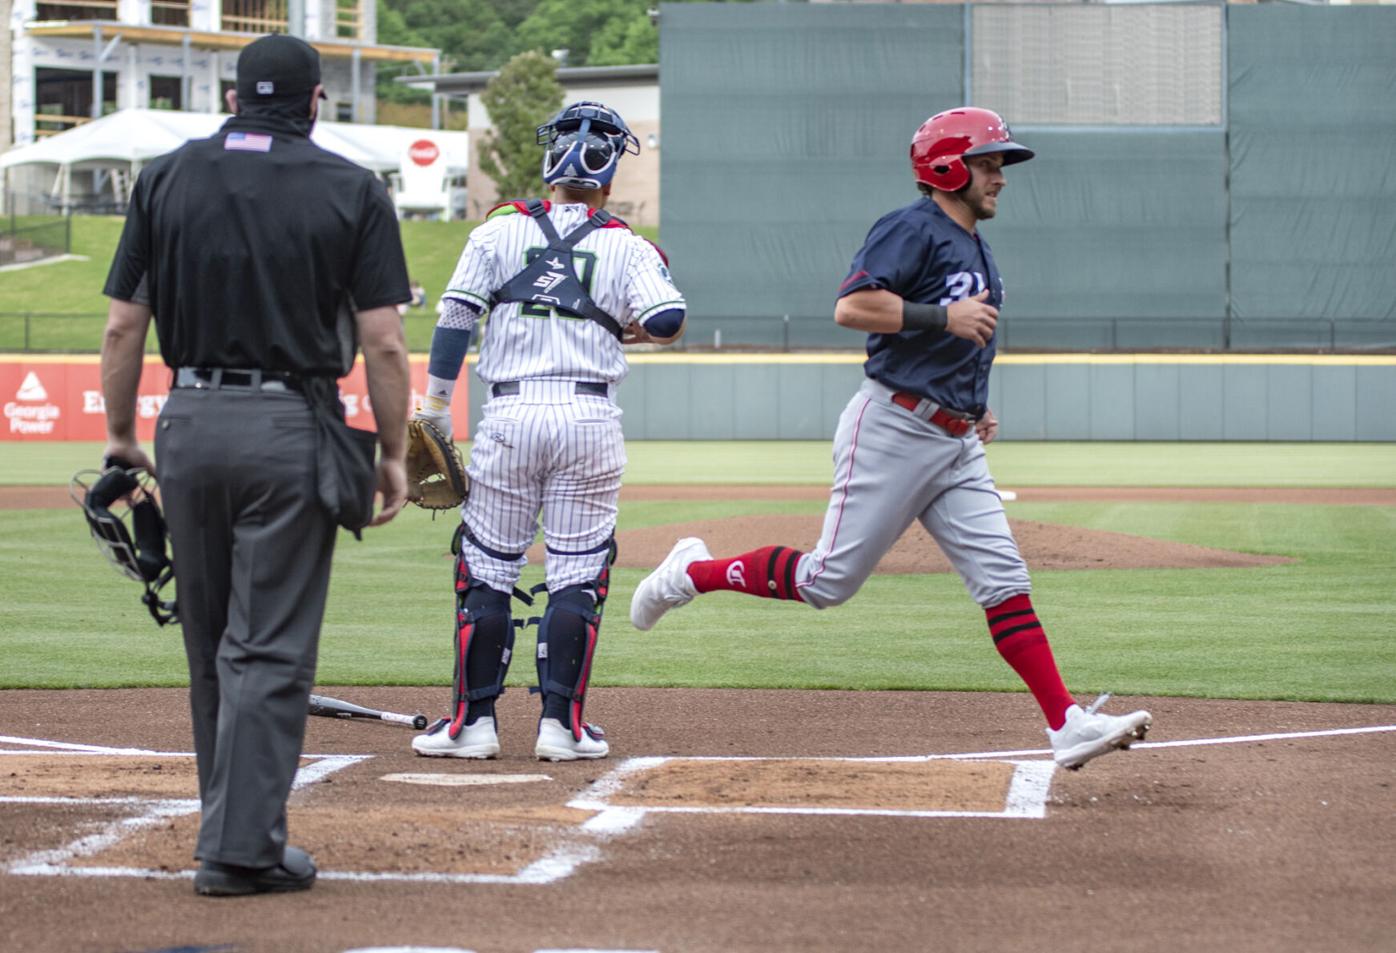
[3,310,1393,356]
[679,314,1396,354]
[0,218,72,267]
[0,311,444,354]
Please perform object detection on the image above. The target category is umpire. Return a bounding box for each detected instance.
[99,34,411,896]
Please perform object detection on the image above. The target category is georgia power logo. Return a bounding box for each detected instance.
[408,139,440,167]
[5,371,61,434]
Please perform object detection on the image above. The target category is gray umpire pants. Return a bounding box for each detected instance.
[155,386,337,868]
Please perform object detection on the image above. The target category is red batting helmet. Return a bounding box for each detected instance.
[910,107,1034,192]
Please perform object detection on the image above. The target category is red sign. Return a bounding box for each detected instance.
[407,139,441,167]
[0,357,467,441]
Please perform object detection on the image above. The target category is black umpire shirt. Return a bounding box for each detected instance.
[104,114,410,377]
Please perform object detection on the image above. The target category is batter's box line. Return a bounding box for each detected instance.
[3,754,369,880]
[925,723,1396,762]
[0,733,375,759]
[1,748,606,887]
[566,757,1056,823]
[13,845,605,887]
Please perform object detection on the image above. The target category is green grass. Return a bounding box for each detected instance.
[7,440,1395,488]
[0,215,660,353]
[2,446,1394,701]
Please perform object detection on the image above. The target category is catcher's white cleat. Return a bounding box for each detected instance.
[630,536,711,631]
[535,718,609,762]
[1047,695,1152,770]
[411,716,500,759]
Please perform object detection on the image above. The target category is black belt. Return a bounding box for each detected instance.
[174,367,304,393]
[491,381,609,398]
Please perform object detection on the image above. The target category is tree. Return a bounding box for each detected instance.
[376,0,517,72]
[477,51,565,200]
[588,11,658,67]
[513,0,652,68]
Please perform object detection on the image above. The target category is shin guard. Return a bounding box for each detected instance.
[535,552,614,742]
[445,551,515,740]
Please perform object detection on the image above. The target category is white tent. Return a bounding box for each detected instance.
[0,109,468,214]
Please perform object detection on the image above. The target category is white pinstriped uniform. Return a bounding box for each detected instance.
[441,202,684,593]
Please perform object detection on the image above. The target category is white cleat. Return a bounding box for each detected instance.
[411,716,501,759]
[1047,695,1152,771]
[535,718,609,762]
[630,536,711,631]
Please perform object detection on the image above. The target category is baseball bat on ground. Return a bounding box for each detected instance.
[308,693,429,730]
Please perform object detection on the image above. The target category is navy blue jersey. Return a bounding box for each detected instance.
[838,197,1003,415]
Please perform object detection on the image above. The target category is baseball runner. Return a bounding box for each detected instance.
[412,101,686,762]
[631,108,1151,770]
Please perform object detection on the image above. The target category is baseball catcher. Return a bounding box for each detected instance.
[71,460,177,626]
[404,417,468,509]
[410,99,686,762]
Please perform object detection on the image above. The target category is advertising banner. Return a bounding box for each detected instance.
[0,356,467,441]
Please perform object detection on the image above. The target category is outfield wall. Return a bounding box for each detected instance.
[0,356,463,441]
[457,355,1396,443]
[7,354,1389,443]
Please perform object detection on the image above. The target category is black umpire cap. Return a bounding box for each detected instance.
[236,34,328,103]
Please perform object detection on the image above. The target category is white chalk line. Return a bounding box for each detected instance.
[318,844,603,886]
[4,751,367,881]
[5,723,1392,886]
[1003,760,1056,818]
[0,739,601,887]
[7,844,603,887]
[0,735,171,755]
[561,724,1396,824]
[935,723,1396,762]
[0,795,197,807]
[569,758,1054,822]
[9,798,202,875]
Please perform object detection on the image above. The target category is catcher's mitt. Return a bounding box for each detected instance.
[405,419,469,509]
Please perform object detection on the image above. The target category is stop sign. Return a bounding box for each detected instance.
[408,139,440,167]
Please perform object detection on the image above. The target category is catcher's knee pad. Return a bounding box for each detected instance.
[445,550,516,740]
[535,547,613,741]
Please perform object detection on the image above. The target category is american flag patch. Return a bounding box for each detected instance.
[225,132,273,153]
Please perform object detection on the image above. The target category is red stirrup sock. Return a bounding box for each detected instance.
[986,594,1075,730]
[687,546,806,602]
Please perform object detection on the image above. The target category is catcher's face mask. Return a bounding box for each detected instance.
[70,464,178,626]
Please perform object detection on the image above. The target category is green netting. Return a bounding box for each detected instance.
[659,3,1396,349]
[660,2,965,347]
[1227,6,1396,322]
[986,130,1228,349]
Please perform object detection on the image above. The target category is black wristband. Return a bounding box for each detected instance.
[901,300,948,333]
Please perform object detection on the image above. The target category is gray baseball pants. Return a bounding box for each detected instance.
[155,386,337,868]
[795,378,1031,610]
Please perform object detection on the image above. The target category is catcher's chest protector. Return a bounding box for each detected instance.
[492,199,624,339]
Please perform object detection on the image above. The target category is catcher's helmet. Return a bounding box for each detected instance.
[910,107,1034,193]
[538,100,641,190]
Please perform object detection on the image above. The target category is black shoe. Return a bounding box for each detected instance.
[193,846,317,896]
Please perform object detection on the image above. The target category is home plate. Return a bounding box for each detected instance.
[381,773,552,786]
[999,489,1017,501]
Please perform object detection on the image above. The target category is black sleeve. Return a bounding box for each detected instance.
[347,176,411,312]
[103,173,152,302]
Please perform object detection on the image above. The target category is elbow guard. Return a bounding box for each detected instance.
[642,308,685,339]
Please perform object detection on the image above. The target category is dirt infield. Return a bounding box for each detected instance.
[604,513,1292,575]
[2,687,1394,953]
[5,484,1394,951]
